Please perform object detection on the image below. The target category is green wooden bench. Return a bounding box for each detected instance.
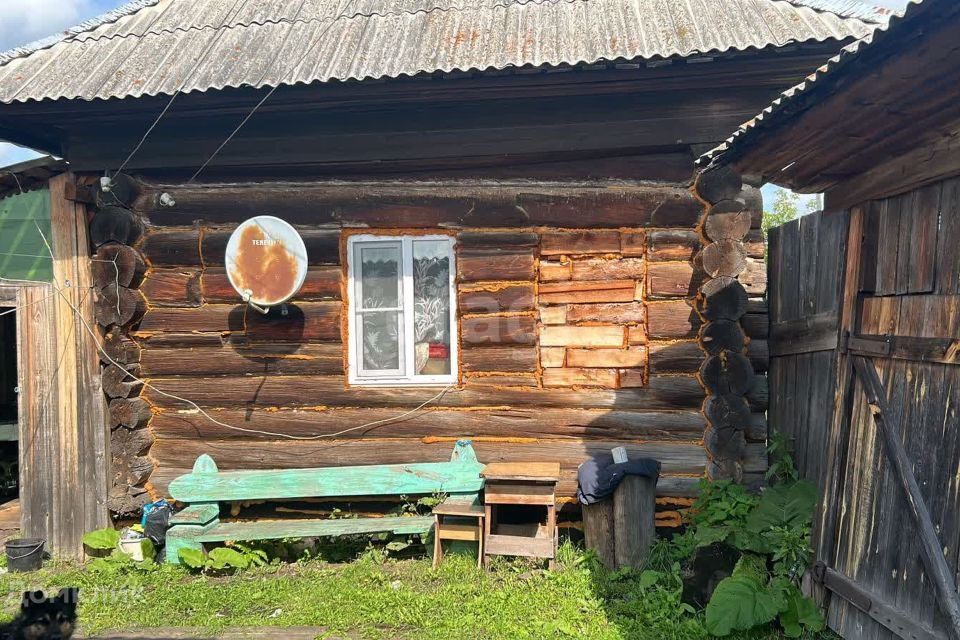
[164,440,484,564]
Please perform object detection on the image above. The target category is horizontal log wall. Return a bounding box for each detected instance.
[125,180,768,514]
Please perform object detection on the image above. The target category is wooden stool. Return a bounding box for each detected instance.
[432,495,485,568]
[481,462,560,570]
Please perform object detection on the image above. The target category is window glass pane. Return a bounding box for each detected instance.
[412,240,451,376]
[362,310,401,371]
[359,245,400,309]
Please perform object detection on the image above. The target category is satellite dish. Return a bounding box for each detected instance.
[225,216,308,312]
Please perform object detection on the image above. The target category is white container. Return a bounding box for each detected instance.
[118,537,145,561]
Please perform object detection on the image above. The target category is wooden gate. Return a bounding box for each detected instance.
[768,184,960,640]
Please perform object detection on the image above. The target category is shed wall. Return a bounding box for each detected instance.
[111,179,770,524]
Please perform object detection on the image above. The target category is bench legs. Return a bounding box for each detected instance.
[165,524,209,564]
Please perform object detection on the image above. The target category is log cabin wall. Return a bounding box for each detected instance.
[113,179,769,525]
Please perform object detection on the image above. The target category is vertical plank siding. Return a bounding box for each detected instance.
[18,174,109,559]
[770,176,960,639]
[122,180,768,518]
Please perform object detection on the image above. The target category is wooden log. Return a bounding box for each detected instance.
[695,165,742,204]
[583,499,616,569]
[742,312,768,339]
[700,319,745,354]
[456,232,538,250]
[109,397,152,429]
[140,269,202,307]
[139,228,201,266]
[697,277,748,321]
[648,262,701,297]
[144,374,706,411]
[97,172,142,207]
[111,424,152,457]
[628,325,647,345]
[539,280,636,304]
[135,183,702,228]
[150,407,707,441]
[457,251,535,282]
[613,475,656,569]
[700,353,754,395]
[540,325,626,348]
[620,232,646,257]
[649,341,702,373]
[462,373,538,388]
[202,228,340,267]
[140,343,345,377]
[461,315,536,345]
[566,302,645,324]
[704,209,752,242]
[747,340,768,373]
[541,231,620,255]
[700,240,747,278]
[137,302,341,341]
[648,300,701,338]
[202,267,341,304]
[89,205,142,247]
[648,230,700,262]
[459,285,535,313]
[99,326,141,365]
[149,438,709,478]
[92,243,146,289]
[94,284,146,327]
[101,363,143,399]
[704,425,747,460]
[460,345,538,372]
[703,394,752,430]
[571,258,645,281]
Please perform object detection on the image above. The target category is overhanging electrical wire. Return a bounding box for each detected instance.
[22,224,456,442]
[186,0,355,184]
[113,0,252,177]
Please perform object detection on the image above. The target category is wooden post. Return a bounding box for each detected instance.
[583,499,616,569]
[613,475,656,569]
[17,173,109,559]
[583,475,656,570]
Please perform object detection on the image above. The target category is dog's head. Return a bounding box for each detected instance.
[18,588,78,640]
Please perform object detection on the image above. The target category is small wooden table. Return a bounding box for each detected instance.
[432,495,485,568]
[481,462,560,569]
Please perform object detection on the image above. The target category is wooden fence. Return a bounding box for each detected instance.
[768,181,960,640]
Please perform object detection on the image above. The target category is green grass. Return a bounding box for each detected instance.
[0,543,837,639]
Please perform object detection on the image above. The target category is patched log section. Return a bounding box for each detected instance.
[694,165,768,482]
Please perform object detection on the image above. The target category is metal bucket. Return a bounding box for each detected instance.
[5,538,44,572]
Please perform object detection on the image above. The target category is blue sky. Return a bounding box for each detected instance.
[0,0,126,167]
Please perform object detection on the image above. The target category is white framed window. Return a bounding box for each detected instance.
[347,235,458,386]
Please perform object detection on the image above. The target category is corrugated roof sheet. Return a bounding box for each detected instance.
[786,0,898,21]
[0,0,875,104]
[698,0,924,168]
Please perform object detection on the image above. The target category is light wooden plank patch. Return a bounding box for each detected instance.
[542,368,618,387]
[566,347,647,368]
[539,325,626,347]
